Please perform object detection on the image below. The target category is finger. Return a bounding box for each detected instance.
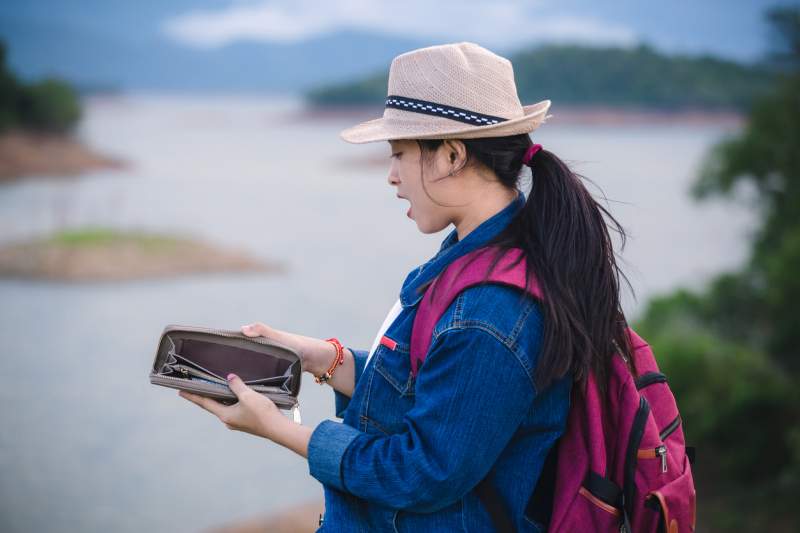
[241,322,270,337]
[179,390,228,418]
[226,373,252,399]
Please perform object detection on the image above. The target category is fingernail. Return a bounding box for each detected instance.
[227,373,236,381]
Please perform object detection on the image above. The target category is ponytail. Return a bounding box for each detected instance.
[417,135,634,391]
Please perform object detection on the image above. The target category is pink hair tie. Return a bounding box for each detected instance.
[522,143,542,166]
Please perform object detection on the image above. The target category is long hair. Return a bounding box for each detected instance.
[415,136,635,391]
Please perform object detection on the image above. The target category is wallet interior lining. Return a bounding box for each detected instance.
[158,335,296,393]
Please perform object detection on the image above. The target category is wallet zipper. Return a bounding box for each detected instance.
[171,366,291,394]
[156,373,301,412]
[161,325,301,385]
[171,359,293,388]
[174,363,228,384]
[164,324,296,353]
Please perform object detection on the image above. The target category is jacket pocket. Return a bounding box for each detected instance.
[363,336,416,435]
[373,337,416,397]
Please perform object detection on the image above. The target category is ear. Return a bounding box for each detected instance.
[443,139,466,165]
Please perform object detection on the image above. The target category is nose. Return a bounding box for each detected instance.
[387,169,400,187]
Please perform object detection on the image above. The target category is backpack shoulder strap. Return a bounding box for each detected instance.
[410,245,542,377]
[409,245,540,533]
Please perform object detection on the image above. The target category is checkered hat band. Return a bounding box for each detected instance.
[385,95,508,126]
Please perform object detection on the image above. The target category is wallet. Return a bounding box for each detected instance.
[149,324,303,423]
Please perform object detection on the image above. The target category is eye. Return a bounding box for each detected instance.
[390,152,402,159]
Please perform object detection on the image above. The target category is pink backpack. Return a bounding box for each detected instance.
[410,246,697,532]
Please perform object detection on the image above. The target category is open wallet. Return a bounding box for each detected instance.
[149,324,303,423]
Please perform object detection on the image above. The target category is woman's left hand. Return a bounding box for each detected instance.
[179,373,283,440]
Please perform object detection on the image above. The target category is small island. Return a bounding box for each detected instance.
[0,40,285,282]
[0,227,286,282]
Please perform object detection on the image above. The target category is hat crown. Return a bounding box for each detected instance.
[386,42,524,120]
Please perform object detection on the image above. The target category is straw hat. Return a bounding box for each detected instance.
[340,41,552,144]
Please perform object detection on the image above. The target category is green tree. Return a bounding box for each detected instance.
[635,6,800,531]
[17,78,82,133]
[691,7,800,376]
[0,39,82,133]
[0,41,21,130]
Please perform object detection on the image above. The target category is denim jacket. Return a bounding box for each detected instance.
[307,191,572,532]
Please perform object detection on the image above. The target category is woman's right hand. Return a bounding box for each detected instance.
[240,322,340,377]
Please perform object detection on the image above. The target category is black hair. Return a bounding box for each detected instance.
[414,136,635,391]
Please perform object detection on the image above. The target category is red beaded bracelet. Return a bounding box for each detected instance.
[315,337,344,384]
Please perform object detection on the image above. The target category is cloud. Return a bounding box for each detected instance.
[162,0,638,50]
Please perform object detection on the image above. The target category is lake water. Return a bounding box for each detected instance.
[0,94,752,532]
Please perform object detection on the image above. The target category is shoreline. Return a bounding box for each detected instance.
[0,130,126,183]
[0,227,286,282]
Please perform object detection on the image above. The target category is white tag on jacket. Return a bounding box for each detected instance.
[365,298,403,369]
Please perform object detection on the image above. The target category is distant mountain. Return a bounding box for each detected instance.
[305,43,778,111]
[0,0,777,99]
[0,17,433,93]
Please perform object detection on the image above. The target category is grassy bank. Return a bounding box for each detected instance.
[0,226,286,281]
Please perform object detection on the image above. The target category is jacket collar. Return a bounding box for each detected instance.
[399,190,525,308]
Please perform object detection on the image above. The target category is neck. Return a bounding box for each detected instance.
[453,188,518,241]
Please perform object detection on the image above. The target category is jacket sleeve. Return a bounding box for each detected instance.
[333,347,370,419]
[307,324,540,512]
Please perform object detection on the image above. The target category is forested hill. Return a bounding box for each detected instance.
[305,43,777,112]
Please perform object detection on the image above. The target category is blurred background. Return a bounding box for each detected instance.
[0,1,797,532]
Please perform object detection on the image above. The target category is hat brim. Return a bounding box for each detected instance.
[339,99,552,144]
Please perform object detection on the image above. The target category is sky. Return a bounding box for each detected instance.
[161,0,640,50]
[0,0,793,62]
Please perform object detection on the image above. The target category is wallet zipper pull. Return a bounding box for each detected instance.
[291,403,302,424]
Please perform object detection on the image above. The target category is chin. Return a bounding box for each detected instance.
[415,218,449,235]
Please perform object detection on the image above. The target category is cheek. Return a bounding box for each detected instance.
[399,160,416,182]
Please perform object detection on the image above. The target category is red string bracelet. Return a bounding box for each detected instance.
[315,337,344,384]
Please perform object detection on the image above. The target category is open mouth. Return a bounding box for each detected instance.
[398,196,411,217]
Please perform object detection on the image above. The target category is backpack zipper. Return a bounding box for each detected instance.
[649,415,681,473]
[636,414,680,474]
[657,445,667,473]
[659,414,681,441]
[638,445,668,473]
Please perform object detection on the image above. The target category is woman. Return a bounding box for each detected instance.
[179,42,633,532]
